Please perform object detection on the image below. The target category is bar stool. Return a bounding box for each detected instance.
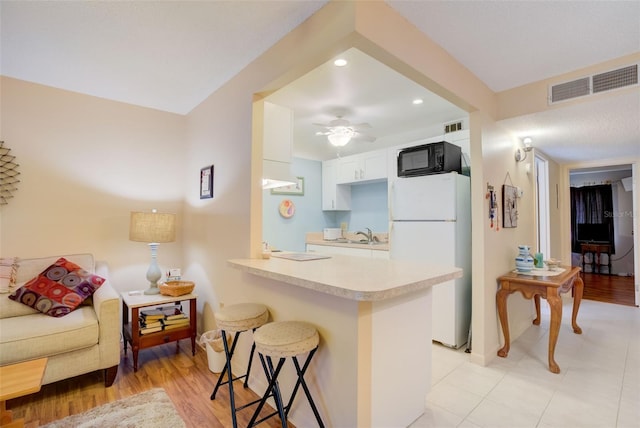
[210,303,269,428]
[248,321,325,428]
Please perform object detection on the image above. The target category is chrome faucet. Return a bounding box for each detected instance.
[356,227,374,243]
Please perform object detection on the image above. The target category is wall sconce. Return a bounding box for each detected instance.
[515,137,533,162]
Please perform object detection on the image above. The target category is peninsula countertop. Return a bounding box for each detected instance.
[228,253,462,301]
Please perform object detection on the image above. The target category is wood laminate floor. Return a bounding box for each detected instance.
[581,271,636,307]
[6,342,290,427]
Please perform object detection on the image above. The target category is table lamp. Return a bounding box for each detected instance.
[129,210,176,295]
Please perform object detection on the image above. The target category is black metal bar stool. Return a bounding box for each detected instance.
[248,321,325,428]
[210,303,269,428]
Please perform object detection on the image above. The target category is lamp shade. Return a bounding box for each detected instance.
[129,211,176,243]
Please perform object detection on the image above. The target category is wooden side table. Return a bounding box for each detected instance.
[0,358,47,428]
[580,242,611,274]
[121,292,197,371]
[496,266,583,373]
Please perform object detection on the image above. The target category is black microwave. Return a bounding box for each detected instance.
[397,141,461,177]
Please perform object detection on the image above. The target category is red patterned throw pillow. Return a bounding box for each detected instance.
[9,257,105,317]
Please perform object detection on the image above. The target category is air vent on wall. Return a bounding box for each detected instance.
[550,77,590,103]
[444,121,463,133]
[549,63,638,104]
[592,64,638,93]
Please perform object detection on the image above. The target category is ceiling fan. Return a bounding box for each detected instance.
[313,116,376,147]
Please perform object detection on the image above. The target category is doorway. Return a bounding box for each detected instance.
[535,154,550,257]
[569,164,637,306]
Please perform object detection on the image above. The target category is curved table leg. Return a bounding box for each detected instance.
[571,275,584,334]
[496,284,511,358]
[533,294,541,325]
[547,289,562,373]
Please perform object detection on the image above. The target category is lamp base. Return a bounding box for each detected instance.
[144,243,162,295]
[144,285,161,295]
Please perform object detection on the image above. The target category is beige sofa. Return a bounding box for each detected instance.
[0,254,120,387]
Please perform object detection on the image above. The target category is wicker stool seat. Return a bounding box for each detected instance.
[215,302,269,332]
[248,321,324,428]
[210,303,269,428]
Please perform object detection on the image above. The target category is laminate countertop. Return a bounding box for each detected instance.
[228,253,461,301]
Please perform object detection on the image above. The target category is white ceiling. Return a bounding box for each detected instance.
[1,1,639,165]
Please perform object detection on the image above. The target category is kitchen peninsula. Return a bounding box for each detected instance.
[228,254,462,427]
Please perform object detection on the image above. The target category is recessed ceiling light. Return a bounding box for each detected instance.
[334,59,348,67]
[412,98,424,105]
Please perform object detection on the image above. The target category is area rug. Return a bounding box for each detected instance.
[42,388,186,428]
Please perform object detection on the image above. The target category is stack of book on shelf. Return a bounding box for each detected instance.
[139,304,190,335]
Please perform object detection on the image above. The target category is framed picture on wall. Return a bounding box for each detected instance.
[200,165,214,199]
[502,184,518,228]
[271,176,304,196]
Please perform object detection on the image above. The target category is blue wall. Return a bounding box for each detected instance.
[263,158,388,251]
[332,182,388,233]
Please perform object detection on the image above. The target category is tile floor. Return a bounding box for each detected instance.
[411,297,640,428]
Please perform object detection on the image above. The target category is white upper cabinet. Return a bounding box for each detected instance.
[322,159,351,211]
[336,149,387,184]
[263,101,293,163]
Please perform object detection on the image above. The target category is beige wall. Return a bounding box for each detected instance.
[0,77,186,291]
[469,111,537,365]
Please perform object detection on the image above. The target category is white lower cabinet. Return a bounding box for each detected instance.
[306,244,389,259]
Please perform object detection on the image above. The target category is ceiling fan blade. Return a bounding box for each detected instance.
[350,122,372,129]
[329,118,350,127]
[353,133,376,143]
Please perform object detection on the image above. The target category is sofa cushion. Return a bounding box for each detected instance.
[15,254,95,283]
[0,305,99,365]
[9,258,105,317]
[1,281,40,318]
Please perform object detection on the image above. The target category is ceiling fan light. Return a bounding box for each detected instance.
[327,126,355,146]
[327,133,351,147]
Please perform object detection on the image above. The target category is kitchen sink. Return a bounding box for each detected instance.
[335,239,385,246]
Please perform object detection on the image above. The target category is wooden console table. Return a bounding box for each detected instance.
[496,266,583,373]
[580,242,611,274]
[0,358,47,428]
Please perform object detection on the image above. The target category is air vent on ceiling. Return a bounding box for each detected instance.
[549,63,638,104]
[444,121,463,133]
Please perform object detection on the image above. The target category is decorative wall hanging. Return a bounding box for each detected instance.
[502,184,518,228]
[271,176,304,195]
[200,165,214,199]
[486,182,500,231]
[0,141,20,205]
[278,199,295,218]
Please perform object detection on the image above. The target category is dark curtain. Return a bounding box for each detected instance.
[570,184,615,253]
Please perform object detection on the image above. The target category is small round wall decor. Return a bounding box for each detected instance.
[278,199,295,218]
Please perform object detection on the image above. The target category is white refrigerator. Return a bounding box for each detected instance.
[390,172,471,348]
